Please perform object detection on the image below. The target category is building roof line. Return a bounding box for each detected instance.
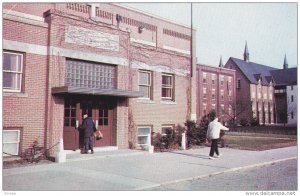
[112,3,194,30]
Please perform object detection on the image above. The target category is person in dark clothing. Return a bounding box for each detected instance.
[82,114,95,154]
[78,125,85,154]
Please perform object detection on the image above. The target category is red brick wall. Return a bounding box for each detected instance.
[3,53,48,153]
[4,3,191,52]
[196,64,236,124]
[3,20,48,46]
[3,3,192,154]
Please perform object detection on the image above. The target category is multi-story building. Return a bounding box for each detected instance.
[196,58,236,125]
[3,3,197,160]
[224,43,277,125]
[270,57,297,125]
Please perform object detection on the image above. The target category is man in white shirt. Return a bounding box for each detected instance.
[206,116,229,159]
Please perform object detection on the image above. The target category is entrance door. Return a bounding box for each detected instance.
[63,98,80,150]
[63,97,115,150]
[94,107,113,147]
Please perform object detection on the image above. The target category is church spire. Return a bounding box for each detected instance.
[244,41,249,62]
[283,54,288,69]
[219,55,224,68]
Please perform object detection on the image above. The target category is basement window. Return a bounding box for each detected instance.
[3,129,20,156]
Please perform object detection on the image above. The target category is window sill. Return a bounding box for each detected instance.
[3,92,28,98]
[136,98,155,104]
[161,100,177,105]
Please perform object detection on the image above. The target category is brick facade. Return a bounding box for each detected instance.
[196,64,236,125]
[3,3,194,157]
[224,58,275,125]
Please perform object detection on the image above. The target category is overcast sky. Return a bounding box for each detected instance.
[122,3,297,69]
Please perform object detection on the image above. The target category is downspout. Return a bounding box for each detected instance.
[44,13,51,156]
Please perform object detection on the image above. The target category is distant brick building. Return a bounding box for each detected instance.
[3,3,197,159]
[224,43,277,125]
[196,58,236,125]
[224,44,297,126]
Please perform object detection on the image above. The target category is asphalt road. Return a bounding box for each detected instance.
[146,159,297,191]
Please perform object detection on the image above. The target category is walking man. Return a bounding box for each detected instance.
[82,113,95,154]
[206,115,229,159]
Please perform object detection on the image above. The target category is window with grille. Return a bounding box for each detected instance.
[99,109,109,126]
[139,70,152,99]
[66,59,115,89]
[3,52,23,92]
[137,127,151,145]
[162,74,174,100]
[3,130,20,156]
[64,99,77,127]
[237,79,241,89]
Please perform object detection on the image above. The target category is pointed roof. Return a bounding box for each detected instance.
[283,54,289,69]
[219,56,224,67]
[265,76,274,84]
[229,57,278,85]
[243,41,249,62]
[253,73,262,82]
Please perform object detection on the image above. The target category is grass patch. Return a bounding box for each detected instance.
[223,133,297,151]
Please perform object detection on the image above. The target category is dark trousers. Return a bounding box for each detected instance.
[209,139,219,157]
[84,136,93,152]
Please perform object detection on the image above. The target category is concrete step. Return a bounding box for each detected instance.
[66,147,147,162]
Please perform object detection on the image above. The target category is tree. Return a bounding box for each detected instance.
[223,98,252,130]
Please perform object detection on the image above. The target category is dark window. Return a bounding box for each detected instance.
[237,79,241,89]
[291,95,294,102]
[291,112,294,119]
[99,109,109,126]
[64,99,76,127]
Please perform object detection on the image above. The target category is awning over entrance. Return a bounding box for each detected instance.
[52,86,144,98]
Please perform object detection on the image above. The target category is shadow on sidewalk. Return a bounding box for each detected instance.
[169,151,230,169]
[168,151,210,159]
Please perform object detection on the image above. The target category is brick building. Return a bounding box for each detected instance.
[196,58,236,125]
[224,43,276,125]
[270,57,297,125]
[3,3,197,159]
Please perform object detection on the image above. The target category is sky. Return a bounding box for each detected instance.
[122,2,297,69]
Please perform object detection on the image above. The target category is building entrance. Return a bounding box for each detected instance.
[63,96,116,150]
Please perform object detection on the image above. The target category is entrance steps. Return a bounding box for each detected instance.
[65,147,147,162]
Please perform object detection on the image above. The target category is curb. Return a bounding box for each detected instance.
[135,156,297,190]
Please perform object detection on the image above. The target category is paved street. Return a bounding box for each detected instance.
[3,146,297,191]
[145,159,297,191]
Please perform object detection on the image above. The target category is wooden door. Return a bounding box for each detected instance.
[63,98,80,150]
[94,106,113,147]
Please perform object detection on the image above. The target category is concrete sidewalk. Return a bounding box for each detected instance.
[3,146,297,191]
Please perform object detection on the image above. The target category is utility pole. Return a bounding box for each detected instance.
[190,2,197,121]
